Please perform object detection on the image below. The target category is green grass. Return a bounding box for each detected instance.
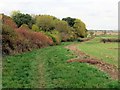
[3,42,118,88]
[78,36,118,67]
[96,35,118,38]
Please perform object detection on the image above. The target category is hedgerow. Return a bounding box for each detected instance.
[2,15,53,55]
[101,38,120,43]
[2,12,88,55]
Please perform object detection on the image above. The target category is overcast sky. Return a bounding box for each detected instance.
[0,0,119,30]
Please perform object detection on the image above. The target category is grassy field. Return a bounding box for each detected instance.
[96,35,118,38]
[78,35,118,67]
[2,42,119,88]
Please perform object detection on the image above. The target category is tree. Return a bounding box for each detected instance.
[54,20,78,41]
[11,11,34,28]
[62,17,76,27]
[54,20,70,33]
[10,10,20,17]
[73,19,87,38]
[35,15,57,31]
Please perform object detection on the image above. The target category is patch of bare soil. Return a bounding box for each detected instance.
[65,44,119,80]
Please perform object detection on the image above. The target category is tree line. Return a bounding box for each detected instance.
[2,11,88,55]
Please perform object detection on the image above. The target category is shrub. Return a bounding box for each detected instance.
[3,15,17,29]
[101,38,120,43]
[51,30,61,44]
[19,24,30,31]
[17,27,54,46]
[61,32,69,42]
[45,30,61,45]
[2,24,17,37]
[77,37,94,42]
[32,24,40,32]
[2,16,54,55]
[61,32,76,42]
[47,33,56,43]
[2,24,18,55]
[2,26,54,55]
[2,24,32,55]
[67,30,78,41]
[50,34,60,44]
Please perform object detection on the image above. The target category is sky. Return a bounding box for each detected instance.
[0,0,119,30]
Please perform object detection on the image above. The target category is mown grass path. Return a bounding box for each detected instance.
[2,42,119,88]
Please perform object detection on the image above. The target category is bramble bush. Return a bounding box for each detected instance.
[2,15,54,55]
[2,24,18,54]
[3,15,17,29]
[16,25,54,51]
[2,15,19,54]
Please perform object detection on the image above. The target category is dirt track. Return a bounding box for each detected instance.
[65,43,118,80]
